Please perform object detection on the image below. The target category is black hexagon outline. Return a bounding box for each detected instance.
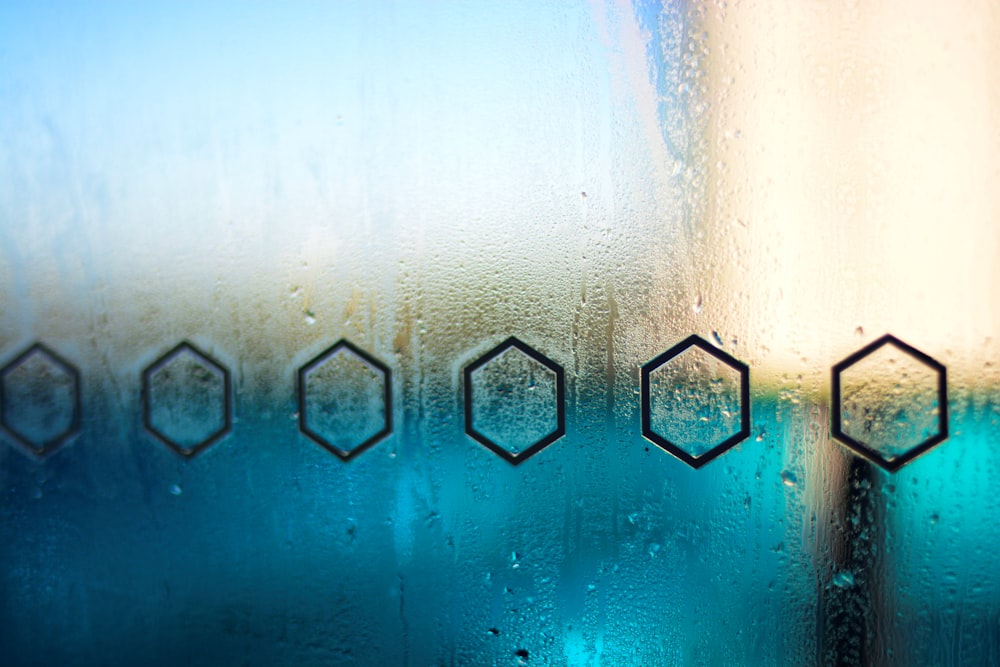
[831,333,948,473]
[297,339,393,462]
[640,334,751,468]
[463,336,566,465]
[0,342,82,457]
[142,341,232,459]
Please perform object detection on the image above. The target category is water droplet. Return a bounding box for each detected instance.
[170,484,183,496]
[780,470,798,487]
[692,294,703,314]
[832,570,855,589]
[304,310,316,325]
[712,331,724,347]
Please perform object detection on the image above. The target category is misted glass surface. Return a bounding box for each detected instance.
[1,348,77,453]
[301,345,388,456]
[1,1,999,666]
[146,346,228,454]
[647,345,743,458]
[838,343,942,463]
[469,345,560,457]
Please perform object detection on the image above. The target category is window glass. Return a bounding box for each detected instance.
[0,2,997,665]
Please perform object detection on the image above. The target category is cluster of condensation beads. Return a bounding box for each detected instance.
[0,334,947,472]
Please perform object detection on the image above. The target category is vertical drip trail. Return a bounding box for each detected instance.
[819,458,883,666]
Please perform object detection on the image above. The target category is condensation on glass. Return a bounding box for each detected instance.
[0,1,998,666]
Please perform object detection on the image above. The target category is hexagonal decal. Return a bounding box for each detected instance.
[464,337,565,465]
[297,340,392,461]
[832,334,947,472]
[641,335,750,468]
[0,343,81,456]
[142,341,231,458]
